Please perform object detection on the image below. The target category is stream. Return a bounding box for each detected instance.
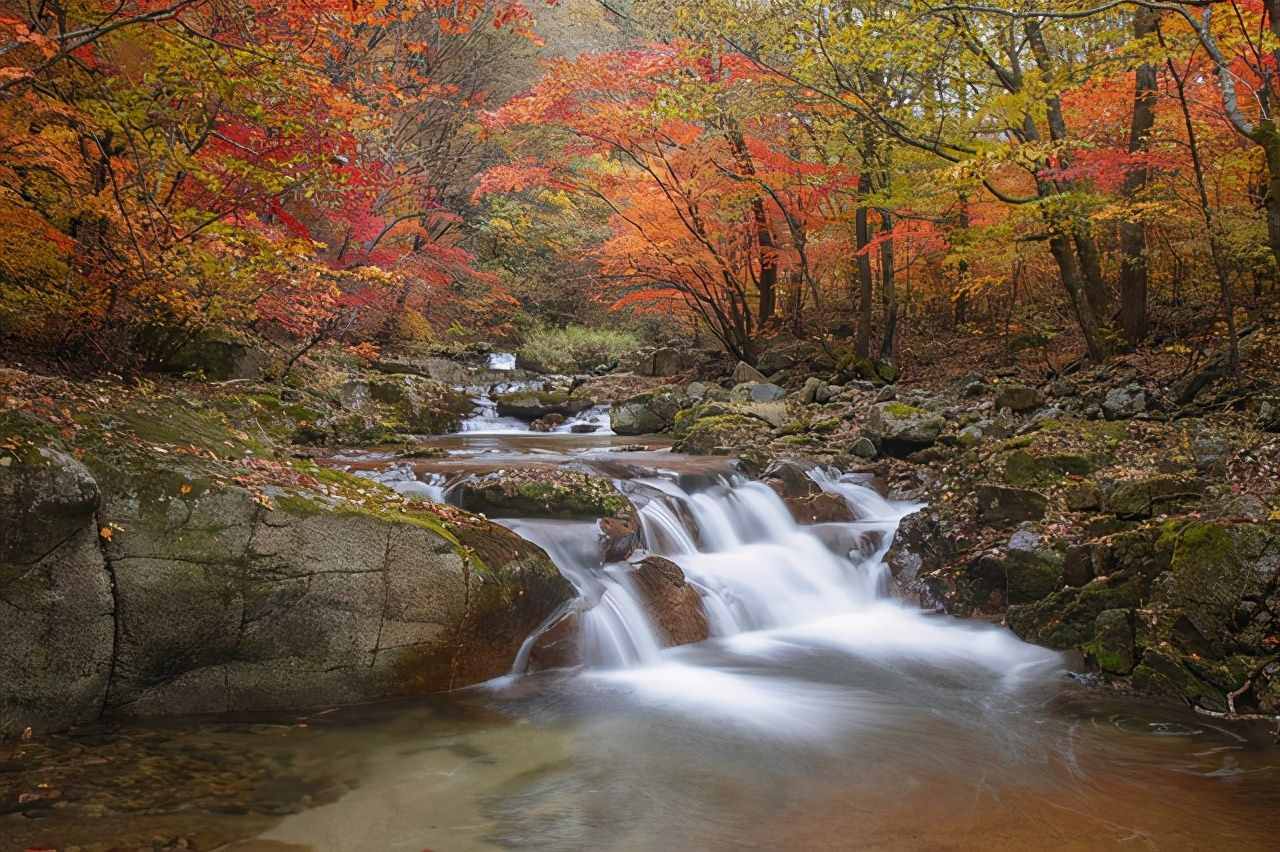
[7,425,1280,850]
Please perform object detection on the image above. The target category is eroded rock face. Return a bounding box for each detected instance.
[1,416,574,731]
[94,466,573,717]
[0,443,114,737]
[630,556,709,647]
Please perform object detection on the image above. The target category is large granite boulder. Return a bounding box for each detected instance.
[0,435,114,737]
[0,405,574,731]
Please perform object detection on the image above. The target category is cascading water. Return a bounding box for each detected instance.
[506,467,1057,693]
[487,351,518,371]
[354,463,447,502]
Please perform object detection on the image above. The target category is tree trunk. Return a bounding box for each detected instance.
[1073,227,1112,323]
[879,208,897,361]
[854,176,873,359]
[1265,137,1280,281]
[1048,231,1107,362]
[1118,7,1159,346]
[725,123,777,325]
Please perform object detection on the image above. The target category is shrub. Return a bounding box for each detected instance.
[517,324,642,373]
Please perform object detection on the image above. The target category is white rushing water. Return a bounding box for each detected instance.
[506,468,1060,710]
[353,464,447,502]
[488,351,517,371]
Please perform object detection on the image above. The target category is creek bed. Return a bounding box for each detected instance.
[6,435,1279,851]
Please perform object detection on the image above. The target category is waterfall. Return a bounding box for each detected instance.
[505,519,664,668]
[488,351,517,371]
[354,464,447,502]
[507,472,924,668]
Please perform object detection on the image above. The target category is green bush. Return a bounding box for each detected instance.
[517,324,642,374]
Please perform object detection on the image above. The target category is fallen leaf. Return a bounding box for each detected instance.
[99,527,113,542]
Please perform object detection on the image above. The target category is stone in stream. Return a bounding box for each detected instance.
[782,491,855,524]
[629,556,710,647]
[494,389,593,421]
[610,387,689,435]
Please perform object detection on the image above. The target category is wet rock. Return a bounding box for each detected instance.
[1131,648,1228,711]
[885,508,954,609]
[611,387,688,435]
[524,606,582,671]
[530,413,566,432]
[0,435,114,737]
[864,402,944,457]
[1007,575,1143,649]
[761,459,823,498]
[630,556,710,647]
[570,423,600,434]
[96,470,573,717]
[1084,609,1135,674]
[975,484,1047,527]
[1103,385,1148,420]
[733,361,768,384]
[1147,521,1280,654]
[994,384,1041,413]
[731,382,786,403]
[495,389,592,422]
[600,511,644,562]
[457,469,632,520]
[784,492,854,524]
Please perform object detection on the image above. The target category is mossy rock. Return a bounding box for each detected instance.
[1005,538,1065,605]
[1003,449,1096,487]
[1104,476,1203,519]
[672,414,769,456]
[457,469,632,520]
[1007,575,1143,649]
[1083,609,1135,674]
[1132,649,1228,711]
[494,388,591,421]
[1147,521,1279,651]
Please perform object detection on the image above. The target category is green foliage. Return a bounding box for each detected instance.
[517,324,642,373]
